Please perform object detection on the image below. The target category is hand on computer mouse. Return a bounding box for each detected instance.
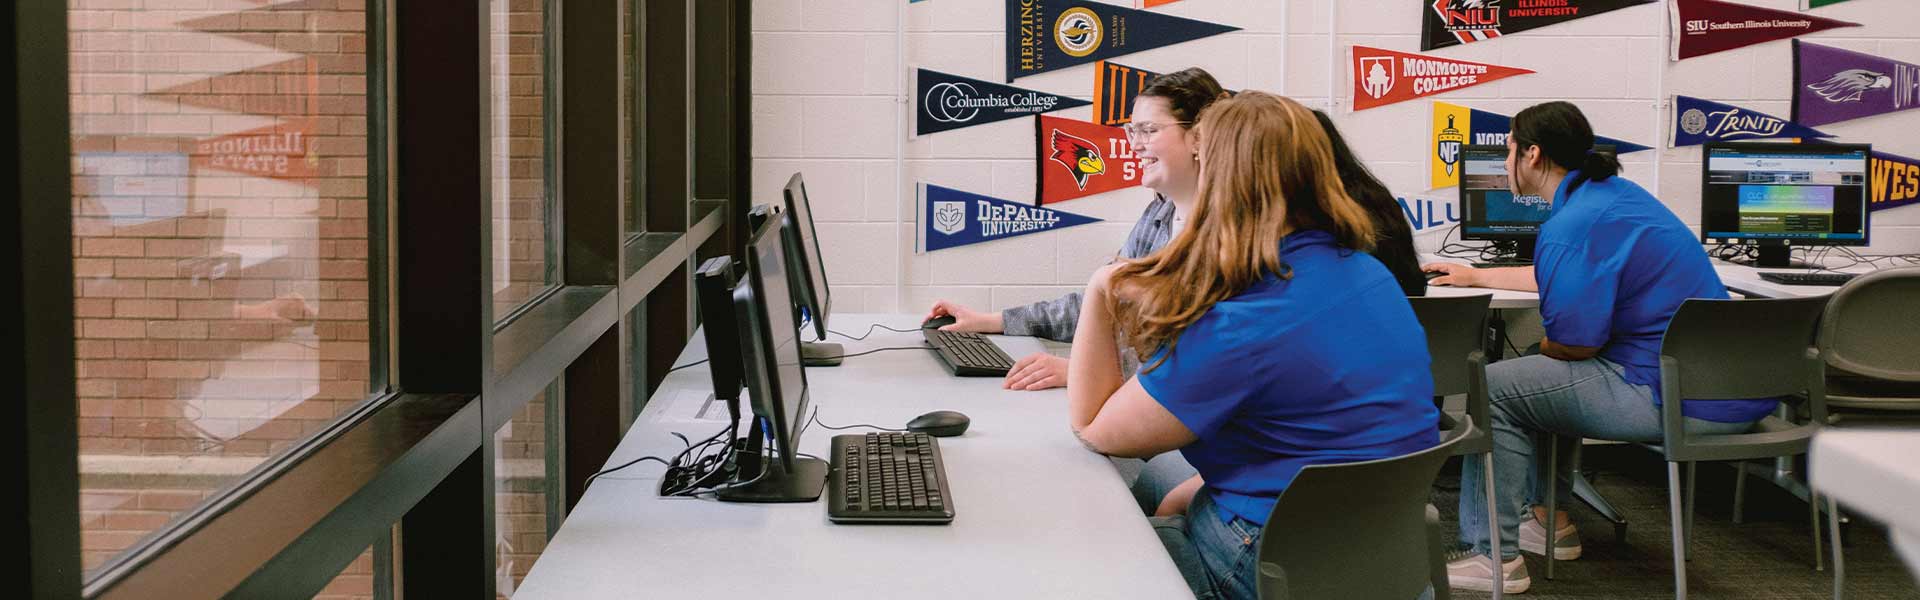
[1421,263,1475,287]
[923,300,1003,333]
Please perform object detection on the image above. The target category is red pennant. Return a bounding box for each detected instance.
[1035,115,1142,205]
[1350,46,1535,111]
[191,119,318,181]
[1671,0,1861,60]
[1142,0,1183,6]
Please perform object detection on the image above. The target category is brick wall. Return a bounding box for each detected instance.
[492,0,553,316]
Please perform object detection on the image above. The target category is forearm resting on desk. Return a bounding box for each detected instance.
[1067,273,1126,431]
[1066,269,1198,458]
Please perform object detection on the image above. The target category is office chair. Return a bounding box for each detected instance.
[1255,421,1471,600]
[1540,297,1834,600]
[1816,266,1920,424]
[1408,294,1503,600]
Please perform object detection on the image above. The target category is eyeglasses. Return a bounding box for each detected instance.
[1121,120,1191,141]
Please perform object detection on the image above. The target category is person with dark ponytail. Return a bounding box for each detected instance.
[1312,109,1426,296]
[1424,102,1766,594]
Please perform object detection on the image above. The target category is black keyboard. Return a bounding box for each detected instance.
[1758,272,1857,286]
[828,432,955,524]
[923,329,1015,377]
[1471,261,1533,268]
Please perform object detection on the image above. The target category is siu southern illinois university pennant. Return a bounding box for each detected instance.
[1671,95,1833,147]
[1422,0,1657,51]
[1006,0,1238,82]
[1793,40,1920,127]
[1670,0,1860,61]
[918,183,1102,252]
[1351,46,1534,111]
[1036,115,1142,205]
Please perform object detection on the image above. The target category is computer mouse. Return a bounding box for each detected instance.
[922,315,958,330]
[1425,270,1449,283]
[906,410,970,437]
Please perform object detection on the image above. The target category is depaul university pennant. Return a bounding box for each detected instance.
[919,183,1102,252]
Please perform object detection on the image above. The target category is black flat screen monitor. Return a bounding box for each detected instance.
[781,173,831,341]
[694,256,743,409]
[731,219,824,501]
[1701,142,1871,255]
[1459,144,1552,242]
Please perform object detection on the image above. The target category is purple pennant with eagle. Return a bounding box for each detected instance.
[1794,40,1920,127]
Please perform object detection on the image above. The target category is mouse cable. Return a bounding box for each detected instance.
[827,323,921,341]
[662,358,709,375]
[804,405,907,434]
[583,455,674,488]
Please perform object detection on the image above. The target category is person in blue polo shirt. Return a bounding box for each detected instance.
[1424,102,1774,594]
[1067,91,1437,600]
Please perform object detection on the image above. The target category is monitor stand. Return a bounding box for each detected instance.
[801,341,843,367]
[716,419,825,503]
[1731,243,1815,269]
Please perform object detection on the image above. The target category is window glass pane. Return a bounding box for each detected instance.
[313,546,376,600]
[491,0,554,317]
[623,0,641,235]
[494,385,554,598]
[69,0,374,575]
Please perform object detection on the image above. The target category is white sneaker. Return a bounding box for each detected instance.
[1446,548,1531,594]
[1519,511,1583,560]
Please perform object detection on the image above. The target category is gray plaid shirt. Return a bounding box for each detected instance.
[1001,195,1176,343]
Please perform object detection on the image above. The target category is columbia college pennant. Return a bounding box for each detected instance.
[916,69,1091,136]
[919,183,1102,252]
[1422,0,1657,51]
[1006,0,1238,82]
[1672,96,1833,147]
[1352,46,1534,111]
[1671,0,1860,61]
[1036,115,1142,205]
[1793,41,1920,127]
[1429,102,1652,189]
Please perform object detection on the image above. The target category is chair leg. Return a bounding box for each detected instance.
[1544,436,1559,580]
[1685,461,1697,561]
[1812,490,1826,572]
[1484,454,1503,600]
[1733,460,1748,524]
[1668,462,1689,600]
[1830,496,1845,600]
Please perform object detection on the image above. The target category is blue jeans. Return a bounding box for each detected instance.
[1459,355,1758,559]
[1151,489,1261,600]
[1131,452,1200,515]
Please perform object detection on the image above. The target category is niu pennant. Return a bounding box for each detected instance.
[1672,95,1833,147]
[915,68,1091,136]
[1036,115,1142,205]
[918,183,1102,252]
[1793,40,1920,127]
[1429,102,1652,189]
[1870,151,1920,213]
[1422,0,1657,51]
[1351,46,1534,111]
[1006,0,1238,82]
[1670,0,1860,61]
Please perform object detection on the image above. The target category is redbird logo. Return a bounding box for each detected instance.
[1048,130,1106,190]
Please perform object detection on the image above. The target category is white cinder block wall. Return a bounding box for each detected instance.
[752,0,1920,314]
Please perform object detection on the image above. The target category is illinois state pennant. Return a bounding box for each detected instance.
[1352,46,1534,111]
[1093,61,1160,126]
[1422,0,1656,51]
[1793,41,1920,127]
[1671,95,1833,147]
[918,183,1102,252]
[916,69,1091,136]
[1671,0,1860,61]
[1429,102,1653,189]
[1870,151,1920,213]
[1036,115,1142,205]
[1006,0,1238,82]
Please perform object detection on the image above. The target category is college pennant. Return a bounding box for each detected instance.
[1142,0,1184,6]
[1870,151,1920,213]
[1006,0,1238,82]
[1803,0,1860,9]
[1422,0,1657,51]
[1793,41,1920,127]
[1428,102,1653,189]
[1093,61,1161,126]
[915,69,1092,136]
[1671,95,1834,147]
[1351,46,1535,111]
[1036,115,1142,205]
[1670,0,1861,61]
[918,183,1103,252]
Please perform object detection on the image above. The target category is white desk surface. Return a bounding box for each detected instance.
[514,314,1193,599]
[1811,429,1920,573]
[1418,254,1540,309]
[1712,260,1877,299]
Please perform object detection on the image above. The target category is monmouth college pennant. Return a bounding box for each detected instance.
[1352,46,1534,111]
[1007,0,1238,82]
[1036,115,1142,205]
[919,183,1102,252]
[1671,95,1833,147]
[916,68,1091,136]
[1422,0,1656,51]
[1793,41,1920,127]
[1429,102,1653,189]
[1871,151,1920,213]
[1670,0,1860,61]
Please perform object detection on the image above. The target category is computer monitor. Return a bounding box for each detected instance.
[779,173,842,366]
[722,218,827,502]
[1459,144,1551,263]
[694,256,744,410]
[1701,141,1871,268]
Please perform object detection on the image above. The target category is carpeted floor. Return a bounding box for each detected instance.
[1431,444,1920,599]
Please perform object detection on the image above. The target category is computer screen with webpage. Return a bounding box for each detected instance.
[1459,145,1551,240]
[1701,143,1870,246]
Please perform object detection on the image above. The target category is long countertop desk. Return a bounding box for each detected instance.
[1812,429,1920,575]
[514,314,1193,599]
[1421,252,1887,301]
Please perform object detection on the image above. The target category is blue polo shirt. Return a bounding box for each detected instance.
[1534,171,1774,423]
[1137,229,1438,527]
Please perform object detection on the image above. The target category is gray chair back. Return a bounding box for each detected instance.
[1410,295,1493,456]
[1256,422,1471,600]
[1818,267,1920,383]
[1656,297,1829,462]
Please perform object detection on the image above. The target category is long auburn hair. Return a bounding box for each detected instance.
[1110,92,1376,369]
